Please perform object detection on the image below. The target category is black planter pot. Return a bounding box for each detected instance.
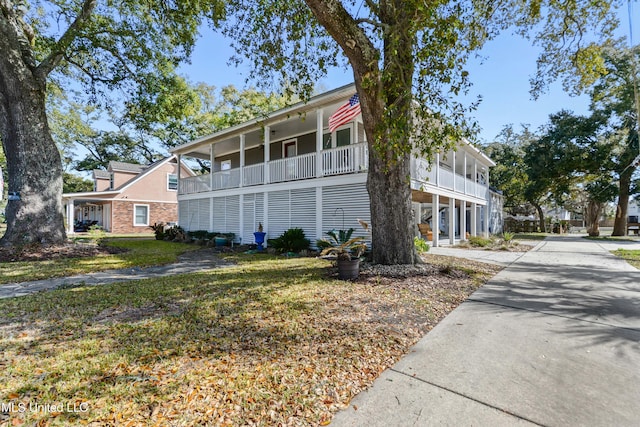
[337,258,360,280]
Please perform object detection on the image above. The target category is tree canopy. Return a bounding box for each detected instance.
[222,0,622,263]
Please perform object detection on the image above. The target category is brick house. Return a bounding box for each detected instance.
[62,155,195,234]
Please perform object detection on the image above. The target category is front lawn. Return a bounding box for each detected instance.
[613,249,640,269]
[0,254,499,426]
[0,239,199,284]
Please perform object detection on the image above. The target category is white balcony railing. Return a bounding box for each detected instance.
[212,168,240,190]
[178,142,491,199]
[180,175,211,194]
[410,157,489,199]
[243,163,264,187]
[322,142,368,176]
[269,152,317,183]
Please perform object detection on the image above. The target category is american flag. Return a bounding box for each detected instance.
[328,94,361,132]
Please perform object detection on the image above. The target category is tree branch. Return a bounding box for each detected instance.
[36,0,98,79]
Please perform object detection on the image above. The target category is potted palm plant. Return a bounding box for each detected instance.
[317,228,367,280]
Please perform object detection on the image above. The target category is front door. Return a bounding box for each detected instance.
[283,140,297,158]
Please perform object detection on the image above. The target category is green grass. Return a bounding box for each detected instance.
[0,254,495,426]
[0,239,199,284]
[612,249,640,269]
[584,235,640,242]
[513,233,549,241]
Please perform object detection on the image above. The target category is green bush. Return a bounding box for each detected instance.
[149,223,165,240]
[414,236,430,253]
[268,228,311,253]
[163,225,185,241]
[187,230,209,240]
[468,235,492,247]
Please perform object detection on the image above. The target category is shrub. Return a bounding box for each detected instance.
[164,225,185,241]
[187,230,209,240]
[468,235,492,247]
[268,228,311,253]
[149,222,165,240]
[414,236,430,253]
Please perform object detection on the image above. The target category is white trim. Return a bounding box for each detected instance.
[133,204,150,227]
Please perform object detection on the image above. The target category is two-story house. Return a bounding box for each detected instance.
[62,155,194,234]
[171,84,497,247]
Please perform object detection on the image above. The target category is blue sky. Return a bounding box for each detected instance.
[178,4,639,145]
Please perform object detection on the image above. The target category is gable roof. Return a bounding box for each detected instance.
[93,170,110,180]
[63,155,196,199]
[108,161,146,173]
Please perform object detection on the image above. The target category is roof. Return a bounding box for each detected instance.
[108,161,146,173]
[93,170,110,179]
[171,83,357,156]
[64,155,195,199]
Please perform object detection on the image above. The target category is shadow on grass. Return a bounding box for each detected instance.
[0,258,391,406]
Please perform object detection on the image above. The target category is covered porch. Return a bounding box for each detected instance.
[63,198,113,234]
[412,189,489,247]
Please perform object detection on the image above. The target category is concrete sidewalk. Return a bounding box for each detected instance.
[332,236,640,426]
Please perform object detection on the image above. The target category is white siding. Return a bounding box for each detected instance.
[291,188,317,243]
[212,196,226,232]
[267,190,290,239]
[322,183,371,244]
[226,195,241,239]
[243,194,256,244]
[178,199,210,231]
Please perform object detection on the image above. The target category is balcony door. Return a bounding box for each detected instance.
[283,140,297,158]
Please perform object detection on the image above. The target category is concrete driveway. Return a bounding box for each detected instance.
[331,236,640,426]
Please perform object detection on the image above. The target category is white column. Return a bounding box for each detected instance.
[316,109,324,177]
[460,200,466,241]
[210,143,215,189]
[451,149,456,191]
[263,192,269,246]
[177,154,182,195]
[471,202,477,236]
[432,195,439,247]
[435,153,440,186]
[239,134,245,187]
[449,197,456,245]
[264,126,270,184]
[473,159,478,197]
[463,153,467,194]
[66,199,75,234]
[484,205,490,237]
[486,167,490,197]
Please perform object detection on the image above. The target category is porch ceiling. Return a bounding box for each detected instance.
[178,100,349,160]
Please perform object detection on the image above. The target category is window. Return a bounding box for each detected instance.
[109,173,115,190]
[134,205,149,226]
[168,173,178,190]
[322,133,332,149]
[336,128,351,146]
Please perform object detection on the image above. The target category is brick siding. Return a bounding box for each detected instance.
[111,201,178,234]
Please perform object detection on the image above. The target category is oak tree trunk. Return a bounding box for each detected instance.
[534,204,545,233]
[585,199,603,237]
[305,0,419,264]
[0,22,66,246]
[611,170,632,236]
